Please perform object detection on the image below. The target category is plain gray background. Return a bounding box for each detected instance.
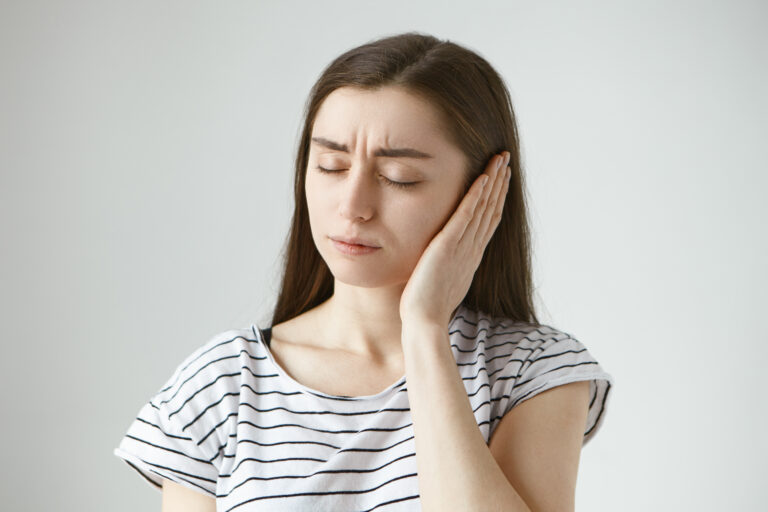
[1,1,766,510]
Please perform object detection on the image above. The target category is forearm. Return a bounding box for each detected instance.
[401,319,531,512]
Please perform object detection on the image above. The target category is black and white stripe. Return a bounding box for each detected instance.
[114,304,614,510]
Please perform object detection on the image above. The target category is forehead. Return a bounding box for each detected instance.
[311,86,451,149]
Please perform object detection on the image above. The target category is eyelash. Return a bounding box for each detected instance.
[315,166,417,190]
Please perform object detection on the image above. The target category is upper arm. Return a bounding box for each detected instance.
[162,479,216,512]
[488,380,591,512]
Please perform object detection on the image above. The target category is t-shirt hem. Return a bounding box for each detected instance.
[113,447,217,498]
[507,372,614,447]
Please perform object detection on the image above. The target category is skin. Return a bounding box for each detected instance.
[304,85,510,362]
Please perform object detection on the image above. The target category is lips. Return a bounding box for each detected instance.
[329,235,380,248]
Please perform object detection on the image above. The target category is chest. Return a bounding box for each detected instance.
[267,336,405,397]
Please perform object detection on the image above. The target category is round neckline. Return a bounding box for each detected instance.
[252,324,407,401]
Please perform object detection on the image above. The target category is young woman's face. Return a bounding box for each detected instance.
[306,85,469,288]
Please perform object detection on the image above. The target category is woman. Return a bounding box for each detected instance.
[115,32,613,512]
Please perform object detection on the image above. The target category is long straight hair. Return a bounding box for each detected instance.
[270,31,540,328]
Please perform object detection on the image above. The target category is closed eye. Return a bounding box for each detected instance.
[315,166,418,190]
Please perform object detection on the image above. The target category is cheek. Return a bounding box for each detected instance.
[305,175,330,214]
[304,180,328,239]
[391,203,449,250]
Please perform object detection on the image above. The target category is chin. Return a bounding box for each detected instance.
[326,258,415,289]
[331,271,393,288]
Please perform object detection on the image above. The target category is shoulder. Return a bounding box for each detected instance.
[449,304,570,357]
[151,326,265,443]
[114,325,267,493]
[155,326,263,398]
[451,306,614,446]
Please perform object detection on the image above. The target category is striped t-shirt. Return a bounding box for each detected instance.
[114,304,614,511]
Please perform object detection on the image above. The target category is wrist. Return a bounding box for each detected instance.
[401,316,445,334]
[401,318,450,352]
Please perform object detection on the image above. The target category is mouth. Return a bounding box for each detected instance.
[329,236,381,248]
[330,237,382,255]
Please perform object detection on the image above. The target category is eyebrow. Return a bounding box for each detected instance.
[311,137,434,159]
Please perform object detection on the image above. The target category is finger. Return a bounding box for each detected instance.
[475,152,510,246]
[466,152,504,246]
[478,164,510,246]
[441,170,489,245]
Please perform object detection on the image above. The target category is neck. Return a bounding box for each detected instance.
[313,284,404,362]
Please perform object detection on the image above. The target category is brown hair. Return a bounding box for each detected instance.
[269,31,540,328]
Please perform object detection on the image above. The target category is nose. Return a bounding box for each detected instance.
[337,162,377,222]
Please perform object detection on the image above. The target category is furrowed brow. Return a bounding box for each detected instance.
[311,137,433,159]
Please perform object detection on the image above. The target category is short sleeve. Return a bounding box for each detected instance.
[500,333,614,447]
[114,397,219,496]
